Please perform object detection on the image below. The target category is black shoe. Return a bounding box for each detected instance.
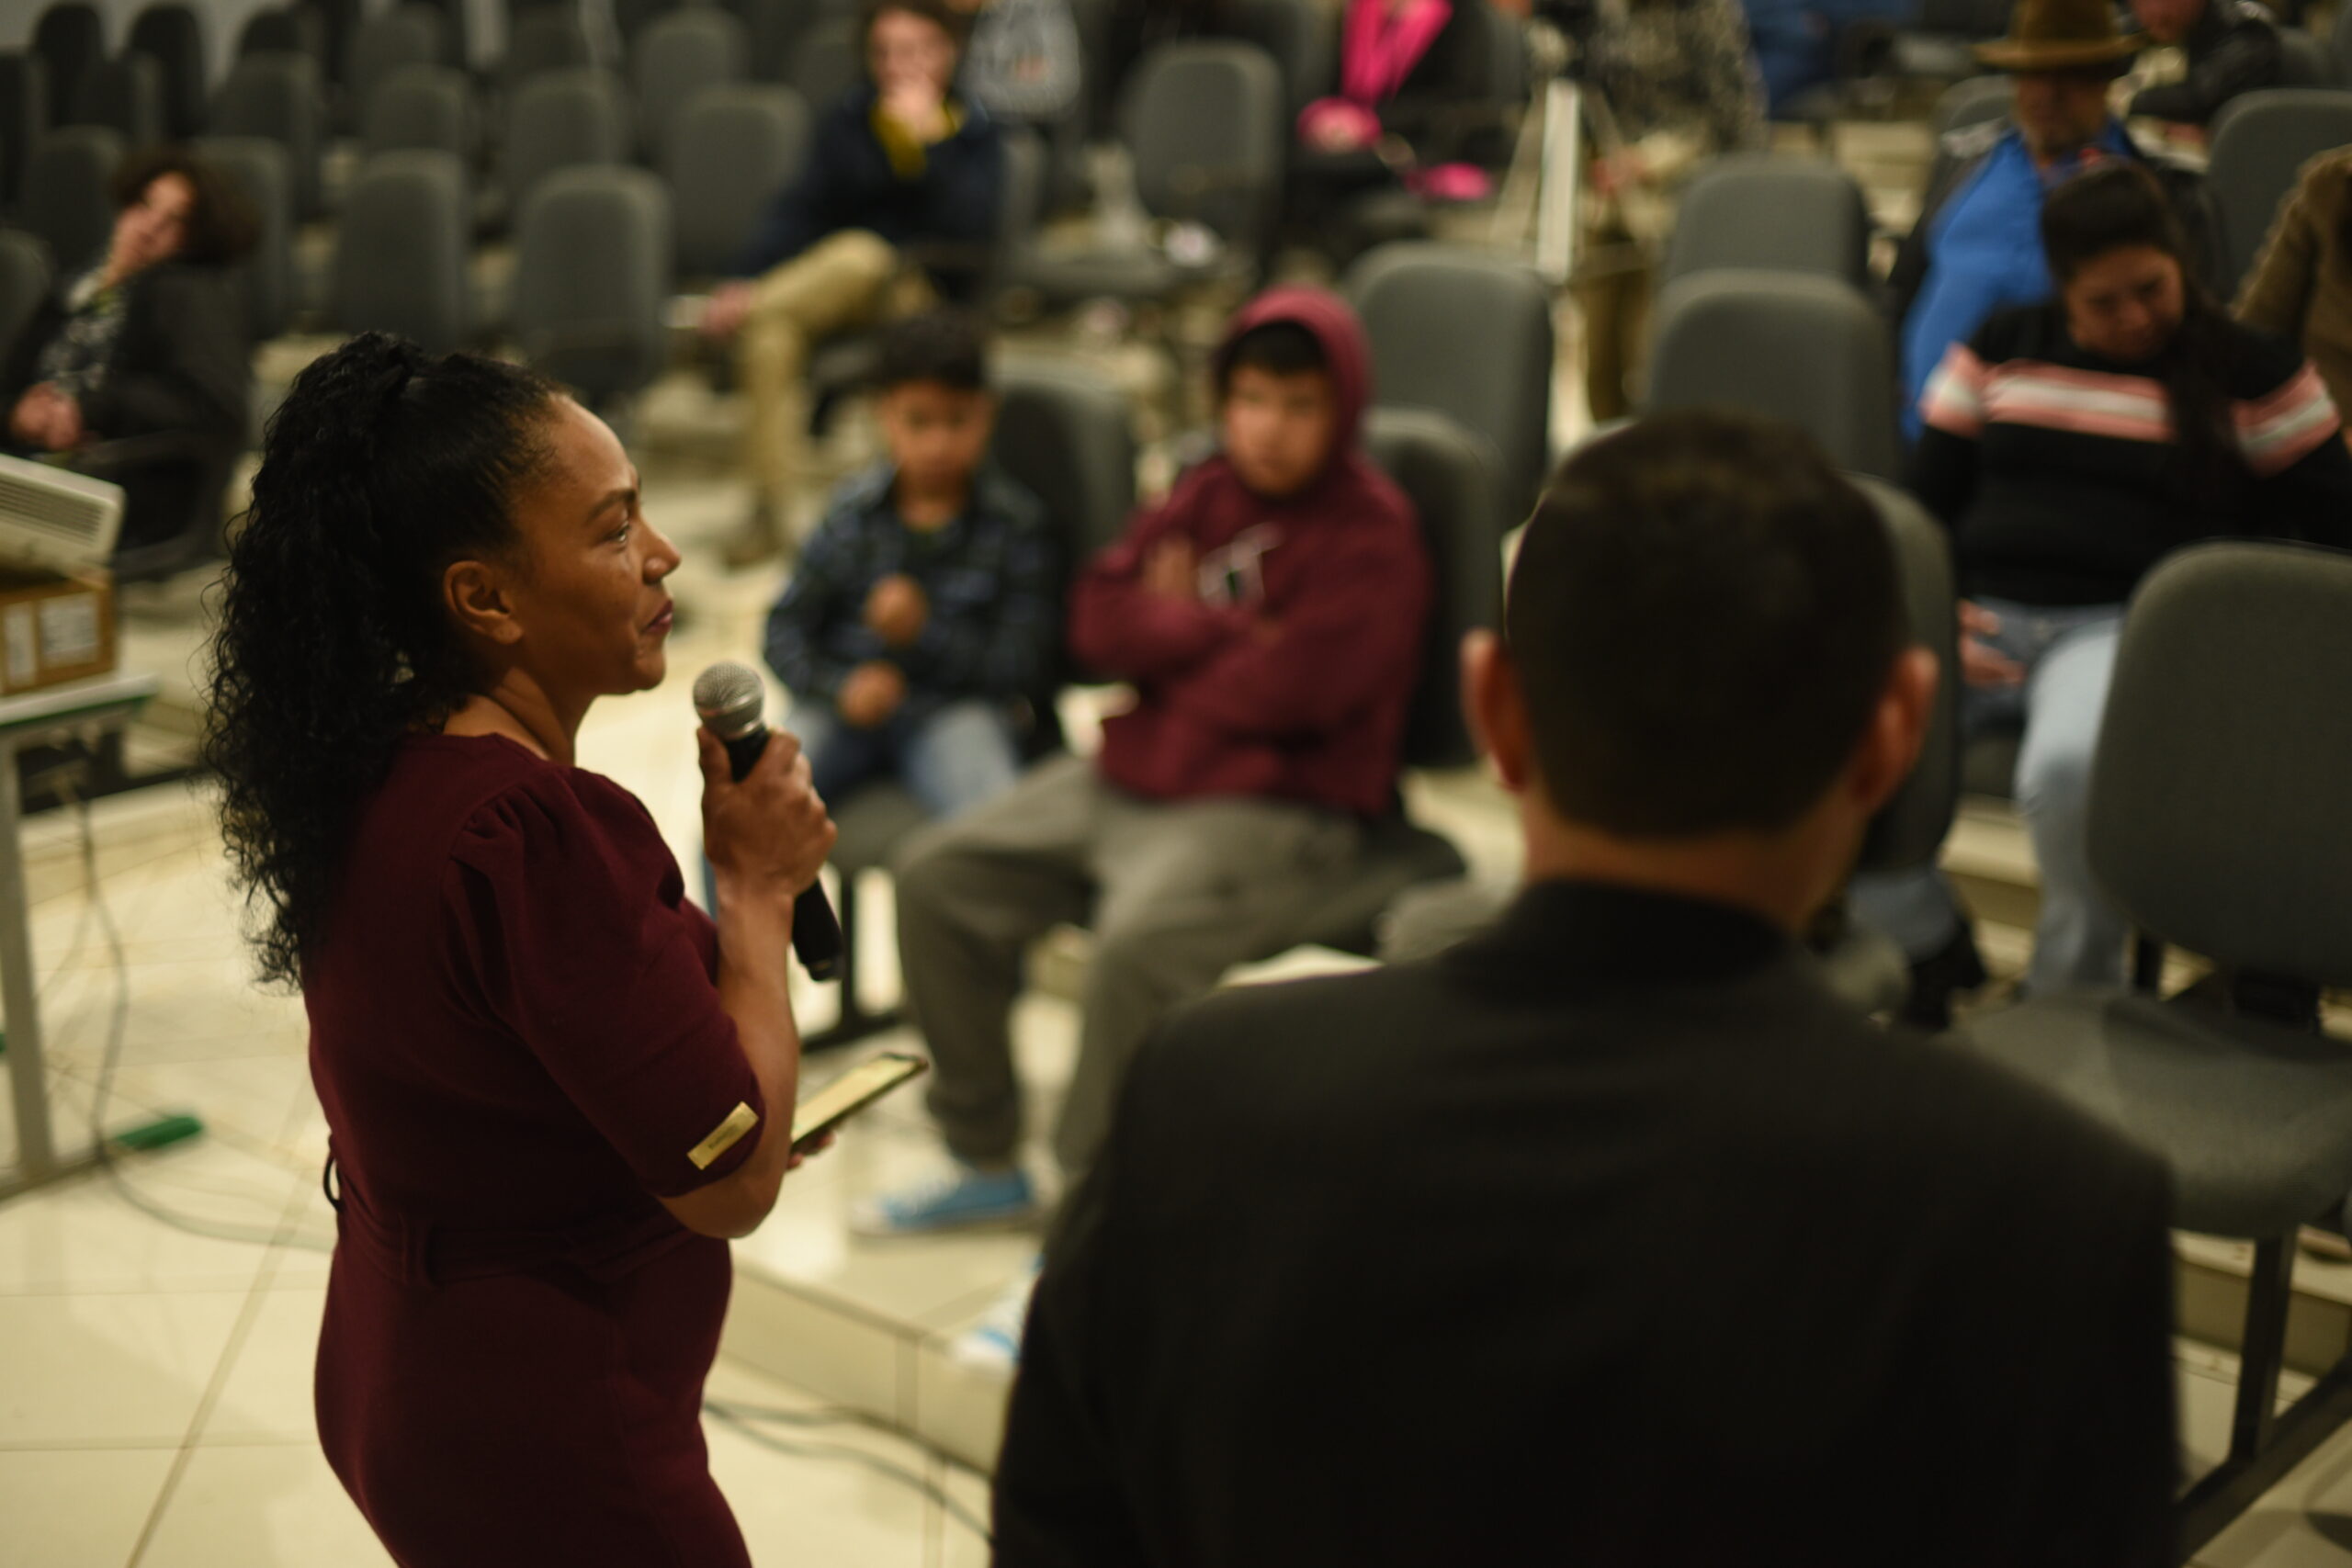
[1900,923,1989,1032]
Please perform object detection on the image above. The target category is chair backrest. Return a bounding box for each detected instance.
[978,127,1048,302]
[0,230,56,363]
[1664,152,1872,290]
[331,147,469,354]
[2208,88,2352,294]
[31,4,105,130]
[236,6,323,65]
[344,5,446,134]
[127,4,208,141]
[634,8,749,161]
[1217,0,1335,121]
[362,62,472,160]
[213,51,327,219]
[666,83,810,279]
[2087,541,2352,985]
[1645,270,1901,480]
[786,17,860,110]
[194,134,294,339]
[2336,10,2352,85]
[1923,73,2012,198]
[20,125,124,276]
[1344,240,1553,529]
[743,0,820,83]
[1849,474,1961,876]
[0,54,50,208]
[310,0,362,85]
[1361,405,1503,771]
[615,0,679,46]
[503,8,596,91]
[410,0,473,68]
[2278,25,2329,86]
[1124,41,1285,250]
[511,164,671,404]
[504,66,631,209]
[69,53,166,149]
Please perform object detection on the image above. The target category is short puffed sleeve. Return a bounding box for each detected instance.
[443,768,764,1198]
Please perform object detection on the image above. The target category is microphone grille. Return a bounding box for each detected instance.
[692,661,766,739]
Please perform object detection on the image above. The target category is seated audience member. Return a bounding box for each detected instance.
[763,310,1056,819]
[700,0,1004,568]
[1577,0,1767,421]
[860,288,1430,1269]
[995,410,2177,1567]
[2,148,256,556]
[1855,163,2352,1017]
[2236,148,2352,422]
[1891,0,2210,440]
[2120,0,2282,131]
[950,0,1084,129]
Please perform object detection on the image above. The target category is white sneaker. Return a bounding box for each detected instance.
[951,1257,1043,1371]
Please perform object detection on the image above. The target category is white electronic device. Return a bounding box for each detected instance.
[0,454,124,573]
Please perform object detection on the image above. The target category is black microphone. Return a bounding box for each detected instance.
[693,661,843,981]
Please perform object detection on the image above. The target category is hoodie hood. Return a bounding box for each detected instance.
[1210,286,1375,481]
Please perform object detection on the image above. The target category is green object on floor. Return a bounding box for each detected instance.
[112,1113,205,1152]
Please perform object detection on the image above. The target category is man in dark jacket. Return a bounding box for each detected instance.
[2123,0,2282,129]
[857,288,1430,1258]
[700,0,1003,566]
[994,410,2178,1568]
[1889,0,2212,438]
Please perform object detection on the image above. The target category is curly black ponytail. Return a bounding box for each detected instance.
[204,333,561,987]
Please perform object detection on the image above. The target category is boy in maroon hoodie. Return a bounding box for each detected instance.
[856,288,1431,1258]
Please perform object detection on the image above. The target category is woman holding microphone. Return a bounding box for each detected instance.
[205,332,834,1565]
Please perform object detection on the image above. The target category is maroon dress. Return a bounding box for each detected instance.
[303,733,765,1568]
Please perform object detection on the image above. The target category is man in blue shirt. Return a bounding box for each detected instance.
[1889,0,2208,439]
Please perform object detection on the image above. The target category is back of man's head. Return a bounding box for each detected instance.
[1508,411,1904,838]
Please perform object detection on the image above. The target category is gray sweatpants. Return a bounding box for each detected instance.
[892,753,1362,1185]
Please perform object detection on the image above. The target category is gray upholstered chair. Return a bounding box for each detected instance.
[502,8,596,94]
[68,53,166,150]
[805,361,1140,1048]
[127,4,209,141]
[29,4,103,130]
[741,0,820,85]
[786,18,860,113]
[1663,152,1873,293]
[2278,25,2329,86]
[665,83,810,284]
[18,125,123,277]
[1343,241,1554,533]
[1959,539,2352,1560]
[2208,89,2352,295]
[512,164,671,411]
[329,149,469,355]
[342,6,446,136]
[1645,270,1902,481]
[0,53,50,210]
[212,51,327,220]
[194,135,295,340]
[502,67,631,216]
[632,7,748,164]
[0,230,54,360]
[360,62,473,162]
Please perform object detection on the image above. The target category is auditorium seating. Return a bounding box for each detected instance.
[1663,153,1873,294]
[2278,25,2330,87]
[1219,0,1336,125]
[502,68,632,216]
[0,229,53,361]
[19,125,124,277]
[361,64,475,164]
[2207,89,2352,296]
[742,0,821,85]
[1962,539,2352,1559]
[0,54,51,211]
[196,135,297,341]
[343,6,447,136]
[67,53,166,150]
[785,17,861,112]
[502,8,596,93]
[213,51,328,220]
[126,3,208,142]
[1922,74,2013,204]
[408,0,473,71]
[1645,270,1902,481]
[808,360,1140,1047]
[29,4,104,131]
[1345,241,1554,533]
[633,8,750,164]
[666,85,812,284]
[330,150,470,355]
[511,165,673,410]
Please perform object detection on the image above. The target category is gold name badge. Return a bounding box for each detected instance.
[687,1102,761,1169]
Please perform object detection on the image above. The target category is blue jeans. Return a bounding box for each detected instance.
[1849,598,2128,996]
[786,697,1022,820]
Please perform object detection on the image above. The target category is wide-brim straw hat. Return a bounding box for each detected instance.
[1974,0,2145,72]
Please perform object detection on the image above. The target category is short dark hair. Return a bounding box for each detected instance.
[859,0,968,58]
[876,308,989,391]
[1217,321,1325,394]
[1507,411,1905,836]
[110,147,259,268]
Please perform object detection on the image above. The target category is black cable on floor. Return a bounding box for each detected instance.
[702,1398,994,1544]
